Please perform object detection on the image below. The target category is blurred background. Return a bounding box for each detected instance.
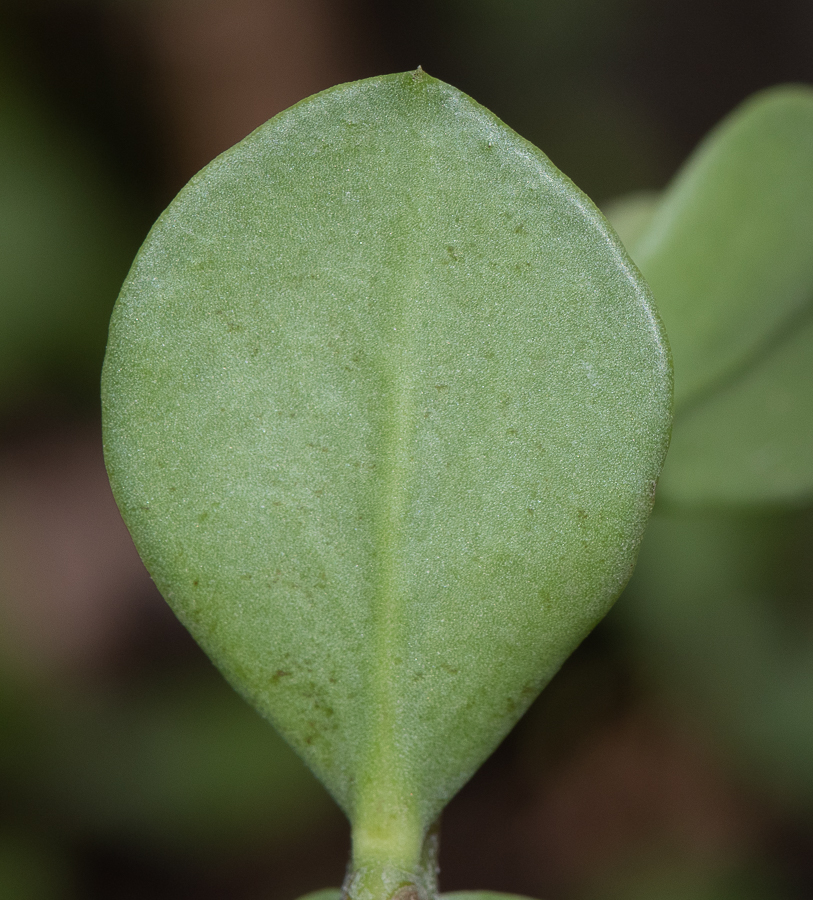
[1,1,813,897]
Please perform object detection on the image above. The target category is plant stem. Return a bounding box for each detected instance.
[344,817,439,900]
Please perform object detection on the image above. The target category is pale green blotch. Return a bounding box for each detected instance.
[602,190,659,251]
[102,71,671,898]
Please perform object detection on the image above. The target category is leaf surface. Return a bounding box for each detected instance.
[102,71,670,871]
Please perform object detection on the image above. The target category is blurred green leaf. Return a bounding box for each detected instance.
[605,86,813,814]
[602,191,659,251]
[606,87,813,506]
[659,309,813,505]
[630,86,813,410]
[103,71,670,893]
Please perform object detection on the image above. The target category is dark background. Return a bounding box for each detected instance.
[1,2,812,898]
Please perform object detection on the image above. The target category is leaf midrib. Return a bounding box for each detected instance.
[357,94,430,860]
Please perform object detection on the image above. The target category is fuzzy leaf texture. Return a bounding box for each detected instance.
[102,71,671,893]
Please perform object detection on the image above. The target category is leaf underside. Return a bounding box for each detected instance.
[102,71,671,842]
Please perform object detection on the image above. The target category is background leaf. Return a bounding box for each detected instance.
[605,85,813,841]
[606,86,813,506]
[602,191,659,250]
[658,308,813,505]
[628,85,813,410]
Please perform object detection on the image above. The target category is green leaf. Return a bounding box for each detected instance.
[629,86,813,409]
[658,308,813,505]
[602,190,659,250]
[102,71,670,897]
[605,87,813,506]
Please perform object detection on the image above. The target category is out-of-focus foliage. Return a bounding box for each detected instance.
[633,87,813,412]
[606,86,813,814]
[610,86,813,505]
[0,831,73,900]
[29,672,340,857]
[599,864,788,900]
[0,45,139,411]
[620,509,813,809]
[0,667,340,864]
